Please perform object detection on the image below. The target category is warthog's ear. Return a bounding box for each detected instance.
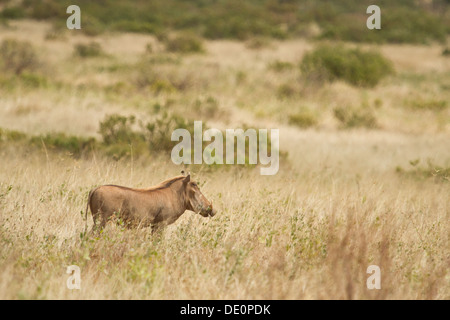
[183,173,190,184]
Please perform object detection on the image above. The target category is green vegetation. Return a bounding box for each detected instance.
[396,159,450,183]
[318,4,448,44]
[288,109,318,128]
[0,5,25,19]
[268,60,294,72]
[277,83,297,99]
[405,99,448,112]
[30,133,97,158]
[0,39,40,75]
[1,0,447,43]
[74,42,105,58]
[164,33,205,54]
[0,128,27,142]
[333,105,378,129]
[300,45,394,87]
[0,112,197,160]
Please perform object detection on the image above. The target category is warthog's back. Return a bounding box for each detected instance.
[89,185,174,227]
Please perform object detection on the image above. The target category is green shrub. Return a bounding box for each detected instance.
[99,114,145,146]
[98,114,147,160]
[149,79,177,94]
[135,62,192,93]
[288,109,318,128]
[145,112,195,152]
[300,45,394,87]
[0,39,40,75]
[316,6,447,44]
[30,133,97,158]
[0,128,27,142]
[164,34,205,54]
[406,99,448,112]
[268,60,294,72]
[396,159,450,183]
[6,1,449,44]
[0,6,25,19]
[192,96,226,119]
[18,72,48,88]
[74,42,105,58]
[333,106,378,129]
[442,48,450,56]
[98,113,194,158]
[380,8,447,44]
[276,83,297,99]
[79,14,105,37]
[29,0,65,20]
[112,20,158,34]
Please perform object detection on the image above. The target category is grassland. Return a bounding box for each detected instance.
[0,16,449,299]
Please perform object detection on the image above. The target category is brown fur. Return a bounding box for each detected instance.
[85,174,215,233]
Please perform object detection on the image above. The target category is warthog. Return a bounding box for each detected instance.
[84,172,216,233]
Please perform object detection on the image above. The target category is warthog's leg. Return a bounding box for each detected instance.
[90,210,107,235]
[151,224,164,236]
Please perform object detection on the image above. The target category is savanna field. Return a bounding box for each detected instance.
[0,0,449,299]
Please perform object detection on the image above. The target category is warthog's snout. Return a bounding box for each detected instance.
[200,205,216,217]
[208,206,217,217]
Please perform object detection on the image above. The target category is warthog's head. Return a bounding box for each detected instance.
[183,173,216,217]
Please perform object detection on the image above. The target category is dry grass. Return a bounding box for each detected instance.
[0,20,449,299]
[0,143,448,299]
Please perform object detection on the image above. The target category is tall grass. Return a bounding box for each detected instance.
[0,148,448,299]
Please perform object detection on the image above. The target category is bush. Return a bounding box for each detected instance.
[315,6,447,44]
[18,72,48,88]
[0,39,40,75]
[74,42,105,58]
[396,159,450,183]
[333,105,378,129]
[300,45,394,87]
[6,1,449,43]
[98,114,147,159]
[0,6,25,19]
[98,112,195,158]
[0,128,27,142]
[164,34,205,54]
[30,133,97,158]
[276,83,297,99]
[406,99,448,112]
[79,14,105,37]
[135,62,193,93]
[112,20,158,34]
[192,96,220,119]
[288,109,318,128]
[145,112,195,152]
[29,0,65,20]
[268,60,294,72]
[99,114,145,146]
